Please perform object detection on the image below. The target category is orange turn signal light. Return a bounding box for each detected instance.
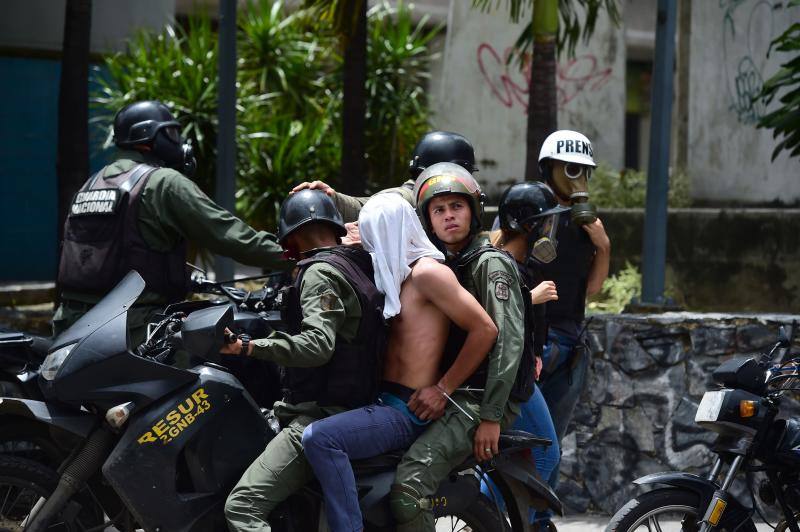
[740,400,757,418]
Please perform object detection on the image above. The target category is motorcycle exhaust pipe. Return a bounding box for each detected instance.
[26,427,115,532]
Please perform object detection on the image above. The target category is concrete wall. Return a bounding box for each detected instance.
[433,2,625,199]
[688,1,800,205]
[0,0,174,54]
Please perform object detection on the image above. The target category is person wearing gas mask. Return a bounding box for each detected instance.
[485,181,569,528]
[535,130,611,531]
[290,130,479,221]
[54,100,290,342]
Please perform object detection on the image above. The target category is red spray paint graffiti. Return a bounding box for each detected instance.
[476,43,613,113]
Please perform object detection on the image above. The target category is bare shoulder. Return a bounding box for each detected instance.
[410,257,456,288]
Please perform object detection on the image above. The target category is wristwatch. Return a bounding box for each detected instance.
[239,334,252,356]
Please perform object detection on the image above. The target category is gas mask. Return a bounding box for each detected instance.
[528,213,561,264]
[550,161,597,225]
[153,127,197,178]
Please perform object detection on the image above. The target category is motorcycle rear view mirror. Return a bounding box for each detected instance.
[179,305,234,364]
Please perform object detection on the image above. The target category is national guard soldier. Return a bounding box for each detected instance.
[388,163,526,532]
[291,130,479,221]
[55,100,289,342]
[221,189,387,532]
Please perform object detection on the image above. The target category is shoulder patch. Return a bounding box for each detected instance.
[488,270,513,285]
[495,281,510,301]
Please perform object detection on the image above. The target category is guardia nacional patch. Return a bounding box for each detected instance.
[69,188,121,217]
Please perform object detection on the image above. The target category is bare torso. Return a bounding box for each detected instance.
[381,258,450,389]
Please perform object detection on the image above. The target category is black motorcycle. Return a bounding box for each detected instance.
[607,327,800,532]
[0,275,283,468]
[0,271,561,531]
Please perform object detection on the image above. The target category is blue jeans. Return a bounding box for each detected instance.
[302,402,426,532]
[480,384,559,524]
[539,330,590,490]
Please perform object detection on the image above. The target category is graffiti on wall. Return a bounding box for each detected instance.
[477,43,613,113]
[720,0,776,125]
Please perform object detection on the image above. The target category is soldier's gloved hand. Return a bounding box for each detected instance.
[473,420,500,462]
[290,180,336,197]
[407,385,447,420]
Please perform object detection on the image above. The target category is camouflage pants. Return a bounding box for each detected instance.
[392,392,518,532]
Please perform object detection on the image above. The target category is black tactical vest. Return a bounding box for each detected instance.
[443,245,538,403]
[58,164,189,301]
[281,246,387,408]
[537,216,596,325]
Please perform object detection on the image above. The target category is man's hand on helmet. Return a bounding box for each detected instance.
[291,180,336,197]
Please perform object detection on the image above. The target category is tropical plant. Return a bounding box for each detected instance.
[363,2,442,189]
[756,0,800,160]
[93,0,437,229]
[590,164,692,208]
[471,0,620,179]
[587,261,640,314]
[303,0,368,195]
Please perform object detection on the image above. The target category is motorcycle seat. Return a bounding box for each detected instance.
[348,430,551,477]
[351,449,405,476]
[498,430,551,452]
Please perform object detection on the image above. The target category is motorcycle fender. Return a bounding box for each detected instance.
[0,397,95,438]
[634,472,751,517]
[492,452,564,516]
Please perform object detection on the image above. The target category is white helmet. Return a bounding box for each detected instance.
[538,130,596,168]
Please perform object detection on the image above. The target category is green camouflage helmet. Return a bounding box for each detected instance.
[413,162,485,233]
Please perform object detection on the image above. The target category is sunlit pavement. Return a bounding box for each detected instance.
[434,514,777,531]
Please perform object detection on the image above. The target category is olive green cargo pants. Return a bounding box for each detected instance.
[224,403,345,532]
[391,391,519,532]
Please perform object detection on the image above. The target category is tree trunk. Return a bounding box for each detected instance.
[340,0,367,195]
[56,0,92,293]
[524,0,558,181]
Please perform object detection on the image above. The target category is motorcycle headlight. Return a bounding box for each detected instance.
[41,344,76,381]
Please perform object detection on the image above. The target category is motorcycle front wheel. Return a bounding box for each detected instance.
[607,488,757,532]
[0,455,104,532]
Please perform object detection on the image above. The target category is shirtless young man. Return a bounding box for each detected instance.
[300,193,498,532]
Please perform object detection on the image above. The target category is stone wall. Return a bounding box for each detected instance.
[559,313,800,515]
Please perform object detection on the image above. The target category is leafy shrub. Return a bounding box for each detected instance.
[93,0,438,230]
[587,261,641,314]
[590,164,692,209]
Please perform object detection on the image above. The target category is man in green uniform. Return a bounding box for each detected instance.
[220,189,386,532]
[290,131,478,221]
[55,100,288,343]
[389,162,526,532]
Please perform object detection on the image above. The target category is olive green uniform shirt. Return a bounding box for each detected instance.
[332,179,415,223]
[249,260,362,419]
[60,150,288,307]
[451,235,525,422]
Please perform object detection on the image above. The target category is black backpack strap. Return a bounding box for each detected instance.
[120,163,157,192]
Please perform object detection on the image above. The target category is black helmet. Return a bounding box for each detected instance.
[498,182,570,234]
[277,190,347,245]
[408,131,478,178]
[113,100,180,148]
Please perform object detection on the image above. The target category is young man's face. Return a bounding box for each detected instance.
[427,194,472,248]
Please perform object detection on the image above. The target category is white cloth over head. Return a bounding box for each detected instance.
[358,192,444,319]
